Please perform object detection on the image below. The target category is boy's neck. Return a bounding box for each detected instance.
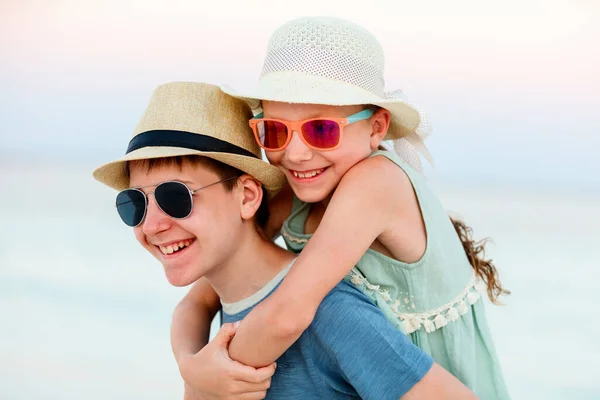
[204,227,294,304]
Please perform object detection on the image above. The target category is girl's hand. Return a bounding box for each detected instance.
[179,322,276,400]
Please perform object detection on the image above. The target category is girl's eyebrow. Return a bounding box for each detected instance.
[264,110,343,121]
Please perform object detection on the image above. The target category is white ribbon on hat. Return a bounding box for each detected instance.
[384,90,433,174]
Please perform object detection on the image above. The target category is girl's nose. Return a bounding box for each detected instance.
[285,130,313,163]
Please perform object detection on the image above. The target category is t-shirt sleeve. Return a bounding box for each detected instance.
[310,281,434,400]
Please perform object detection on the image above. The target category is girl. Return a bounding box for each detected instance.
[175,16,510,399]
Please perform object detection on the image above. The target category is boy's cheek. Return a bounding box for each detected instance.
[133,229,151,253]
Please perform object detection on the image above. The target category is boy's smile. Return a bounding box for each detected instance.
[128,160,239,287]
[155,238,194,256]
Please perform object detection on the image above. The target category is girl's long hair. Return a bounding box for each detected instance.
[449,217,510,304]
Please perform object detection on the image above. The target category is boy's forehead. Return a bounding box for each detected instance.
[128,158,216,188]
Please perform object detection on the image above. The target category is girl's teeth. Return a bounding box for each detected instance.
[293,169,323,178]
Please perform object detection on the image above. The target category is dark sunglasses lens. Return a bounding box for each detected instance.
[302,120,340,149]
[155,182,193,219]
[257,120,288,150]
[116,190,146,227]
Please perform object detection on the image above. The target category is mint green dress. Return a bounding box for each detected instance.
[280,150,511,399]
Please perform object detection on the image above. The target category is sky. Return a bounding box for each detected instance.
[1,2,599,398]
[1,0,599,187]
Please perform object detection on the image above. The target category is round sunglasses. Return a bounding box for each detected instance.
[116,177,238,227]
[248,109,374,151]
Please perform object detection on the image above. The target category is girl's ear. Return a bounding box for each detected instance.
[369,108,391,150]
[237,174,264,221]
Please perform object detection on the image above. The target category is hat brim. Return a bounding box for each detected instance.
[93,146,286,198]
[220,71,421,139]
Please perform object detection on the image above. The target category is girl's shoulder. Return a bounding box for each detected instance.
[337,151,413,205]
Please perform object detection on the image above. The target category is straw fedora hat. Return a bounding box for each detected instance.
[93,82,286,197]
[220,16,423,141]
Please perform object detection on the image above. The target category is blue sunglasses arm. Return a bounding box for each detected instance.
[347,109,375,123]
[252,110,372,122]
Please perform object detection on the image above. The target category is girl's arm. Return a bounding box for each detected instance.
[229,155,411,366]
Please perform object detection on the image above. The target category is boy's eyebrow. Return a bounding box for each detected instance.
[131,179,197,190]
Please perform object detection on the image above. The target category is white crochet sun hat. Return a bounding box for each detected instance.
[221,16,432,171]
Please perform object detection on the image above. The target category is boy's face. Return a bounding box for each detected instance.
[128,160,242,287]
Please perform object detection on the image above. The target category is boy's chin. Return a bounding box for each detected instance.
[163,265,201,287]
[164,272,197,287]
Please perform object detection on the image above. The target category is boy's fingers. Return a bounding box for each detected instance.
[214,322,238,346]
[232,380,272,396]
[237,391,268,400]
[228,361,276,383]
[253,363,277,382]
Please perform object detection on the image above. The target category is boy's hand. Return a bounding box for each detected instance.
[183,383,206,400]
[179,322,276,400]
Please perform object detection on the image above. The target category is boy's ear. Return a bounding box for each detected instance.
[369,108,391,150]
[237,174,264,221]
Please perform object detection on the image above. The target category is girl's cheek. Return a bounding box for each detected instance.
[265,151,281,165]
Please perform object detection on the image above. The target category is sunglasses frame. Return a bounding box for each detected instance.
[248,109,375,152]
[116,176,238,227]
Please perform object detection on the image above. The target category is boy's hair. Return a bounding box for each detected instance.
[125,155,270,229]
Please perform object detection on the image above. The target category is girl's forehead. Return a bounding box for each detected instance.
[262,101,362,119]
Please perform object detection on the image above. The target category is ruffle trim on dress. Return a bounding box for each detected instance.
[281,225,308,244]
[282,225,484,334]
[348,270,484,334]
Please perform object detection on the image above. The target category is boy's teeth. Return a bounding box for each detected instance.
[159,240,191,255]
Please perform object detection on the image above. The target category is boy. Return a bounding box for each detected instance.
[94,82,476,399]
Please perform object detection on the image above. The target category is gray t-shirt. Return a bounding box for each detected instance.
[222,263,433,399]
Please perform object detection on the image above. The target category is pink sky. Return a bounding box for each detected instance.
[3,0,598,101]
[1,0,598,185]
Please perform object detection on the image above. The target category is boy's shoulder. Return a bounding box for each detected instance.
[310,279,387,332]
[309,279,399,341]
[307,279,433,399]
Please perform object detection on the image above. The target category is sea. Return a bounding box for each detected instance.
[1,157,598,399]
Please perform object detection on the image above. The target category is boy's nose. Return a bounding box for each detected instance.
[141,197,171,236]
[285,130,313,163]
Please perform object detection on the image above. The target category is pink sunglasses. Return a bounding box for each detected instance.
[249,109,374,151]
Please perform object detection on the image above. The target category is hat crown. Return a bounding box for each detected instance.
[261,16,386,96]
[133,82,260,157]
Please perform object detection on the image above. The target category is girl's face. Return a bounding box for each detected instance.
[262,101,389,203]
